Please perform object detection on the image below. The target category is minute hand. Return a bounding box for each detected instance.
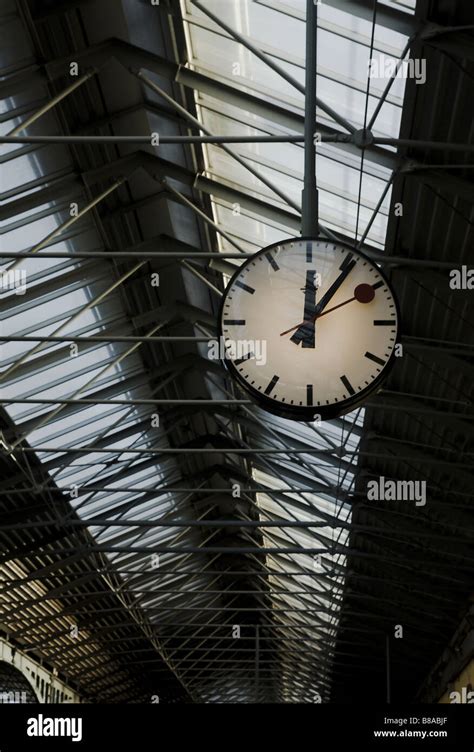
[314,257,356,316]
[290,270,317,347]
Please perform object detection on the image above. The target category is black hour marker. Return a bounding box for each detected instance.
[264,375,279,395]
[307,384,313,406]
[306,241,312,262]
[223,319,246,325]
[365,351,385,366]
[372,280,384,290]
[340,375,355,396]
[373,320,395,326]
[235,280,255,294]
[234,352,254,365]
[265,252,279,271]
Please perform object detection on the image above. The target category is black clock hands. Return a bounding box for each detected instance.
[280,282,374,337]
[316,283,375,317]
[290,270,318,347]
[285,254,356,343]
[313,253,357,317]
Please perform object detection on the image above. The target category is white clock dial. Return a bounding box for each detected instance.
[219,238,399,421]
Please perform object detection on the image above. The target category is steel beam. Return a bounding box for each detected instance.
[368,36,414,131]
[1,134,312,145]
[374,137,474,153]
[132,68,301,213]
[0,246,467,270]
[0,259,146,382]
[163,180,245,253]
[0,39,395,169]
[7,69,96,136]
[323,0,417,37]
[190,0,355,134]
[7,177,125,273]
[422,27,474,63]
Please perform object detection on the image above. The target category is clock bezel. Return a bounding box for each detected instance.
[217,236,401,422]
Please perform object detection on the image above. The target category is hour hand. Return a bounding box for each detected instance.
[290,270,318,348]
[314,253,356,317]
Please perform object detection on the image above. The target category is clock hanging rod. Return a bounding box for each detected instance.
[302,0,319,237]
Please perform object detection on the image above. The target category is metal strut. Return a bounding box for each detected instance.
[302,0,319,236]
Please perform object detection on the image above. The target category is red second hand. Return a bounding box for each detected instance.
[280,283,375,337]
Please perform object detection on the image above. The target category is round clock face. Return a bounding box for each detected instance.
[218,238,399,421]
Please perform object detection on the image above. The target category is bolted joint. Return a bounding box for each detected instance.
[353,128,375,148]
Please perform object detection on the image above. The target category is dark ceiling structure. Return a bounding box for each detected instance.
[0,0,473,704]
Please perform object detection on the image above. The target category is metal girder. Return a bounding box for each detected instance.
[397,267,474,303]
[400,336,474,360]
[366,394,474,438]
[0,518,349,533]
[0,527,72,565]
[3,134,317,145]
[190,0,355,134]
[421,25,474,63]
[4,133,474,156]
[1,541,383,562]
[0,66,47,99]
[6,178,124,278]
[402,340,474,380]
[0,37,397,170]
[27,0,97,18]
[133,68,300,213]
[323,0,418,37]
[411,169,474,202]
[0,244,464,267]
[4,149,466,269]
[0,260,107,316]
[20,444,351,459]
[361,434,474,489]
[1,177,76,222]
[2,224,469,274]
[79,148,303,230]
[10,148,369,249]
[7,68,96,136]
[0,163,74,203]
